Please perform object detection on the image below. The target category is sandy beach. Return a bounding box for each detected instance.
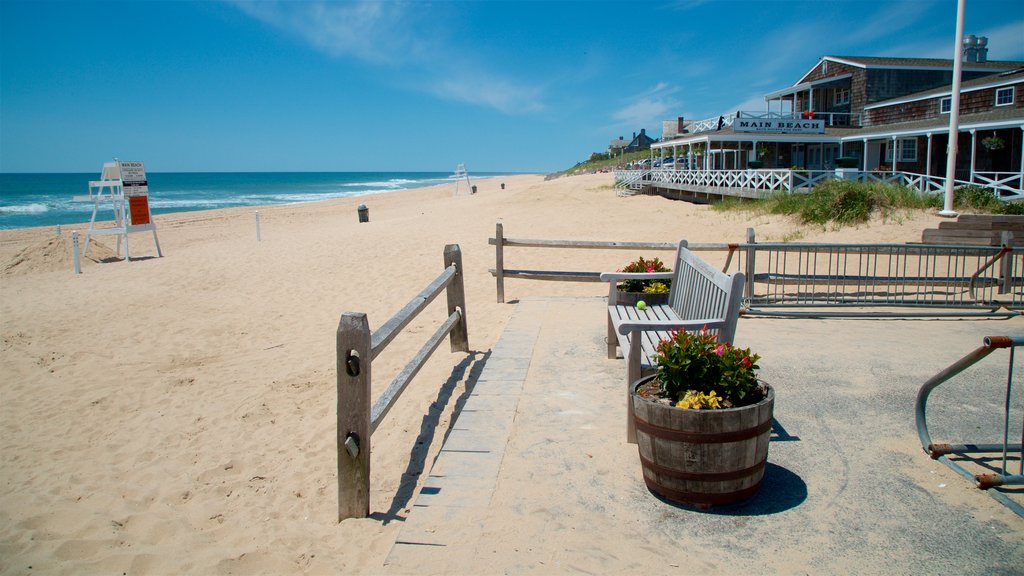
[1,172,1019,574]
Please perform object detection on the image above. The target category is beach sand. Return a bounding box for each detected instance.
[0,173,1006,574]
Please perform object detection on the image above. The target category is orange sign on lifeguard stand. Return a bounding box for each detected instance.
[76,159,162,261]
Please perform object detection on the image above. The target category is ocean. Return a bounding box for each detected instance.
[0,171,512,231]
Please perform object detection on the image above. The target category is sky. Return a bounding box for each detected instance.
[1,0,1022,174]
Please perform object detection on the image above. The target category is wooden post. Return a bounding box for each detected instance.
[1000,231,1013,295]
[495,223,505,303]
[444,244,469,353]
[337,312,371,521]
[744,228,756,300]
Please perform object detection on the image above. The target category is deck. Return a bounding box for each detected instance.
[380,296,1023,574]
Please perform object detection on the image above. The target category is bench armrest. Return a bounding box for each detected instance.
[599,271,674,283]
[616,318,726,336]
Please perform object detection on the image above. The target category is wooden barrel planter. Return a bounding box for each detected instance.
[631,375,774,508]
[615,291,670,307]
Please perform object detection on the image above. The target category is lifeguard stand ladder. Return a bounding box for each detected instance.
[451,163,472,195]
[76,159,162,261]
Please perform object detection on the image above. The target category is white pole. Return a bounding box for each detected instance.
[72,231,81,274]
[255,211,261,242]
[940,0,966,217]
[56,224,61,237]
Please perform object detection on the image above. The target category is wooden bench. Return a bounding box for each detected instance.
[600,240,746,443]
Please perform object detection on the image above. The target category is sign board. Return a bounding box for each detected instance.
[128,195,151,225]
[118,160,149,195]
[733,118,825,134]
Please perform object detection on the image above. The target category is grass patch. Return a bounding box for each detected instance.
[713,180,1021,226]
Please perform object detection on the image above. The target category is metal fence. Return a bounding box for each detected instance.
[736,229,1023,317]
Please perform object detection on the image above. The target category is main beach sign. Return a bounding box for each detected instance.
[734,118,825,134]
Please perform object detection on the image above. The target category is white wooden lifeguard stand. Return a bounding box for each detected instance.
[451,163,472,195]
[75,159,162,261]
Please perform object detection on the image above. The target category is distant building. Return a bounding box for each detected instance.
[608,136,629,156]
[625,129,658,152]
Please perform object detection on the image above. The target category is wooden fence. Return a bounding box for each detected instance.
[336,244,469,521]
[488,223,739,303]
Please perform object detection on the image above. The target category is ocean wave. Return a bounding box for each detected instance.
[0,203,49,215]
[342,178,422,189]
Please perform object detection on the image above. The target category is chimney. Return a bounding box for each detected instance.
[963,35,989,63]
[677,116,685,132]
[632,131,636,140]
[639,128,646,137]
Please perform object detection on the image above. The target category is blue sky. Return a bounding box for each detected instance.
[1,0,1022,173]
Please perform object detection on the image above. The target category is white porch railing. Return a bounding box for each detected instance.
[614,169,1024,200]
[687,113,737,133]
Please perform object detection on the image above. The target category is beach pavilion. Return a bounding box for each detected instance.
[633,47,1024,201]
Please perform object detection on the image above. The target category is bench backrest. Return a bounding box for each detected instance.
[667,240,745,344]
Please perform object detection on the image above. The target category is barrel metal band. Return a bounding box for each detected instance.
[633,416,772,444]
[644,476,764,505]
[639,454,765,482]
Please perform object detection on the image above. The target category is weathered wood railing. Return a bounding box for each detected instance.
[489,222,707,303]
[336,244,469,521]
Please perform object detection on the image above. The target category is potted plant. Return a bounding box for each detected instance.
[982,135,1005,151]
[631,327,774,509]
[614,256,671,306]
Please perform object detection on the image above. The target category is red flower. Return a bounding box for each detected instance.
[742,356,752,368]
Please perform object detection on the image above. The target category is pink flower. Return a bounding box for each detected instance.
[714,344,725,356]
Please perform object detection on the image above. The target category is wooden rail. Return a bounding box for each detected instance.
[489,223,739,303]
[336,244,469,521]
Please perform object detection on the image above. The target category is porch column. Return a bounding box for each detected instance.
[926,134,933,177]
[1020,127,1024,186]
[970,129,977,183]
[863,138,869,170]
[892,136,899,173]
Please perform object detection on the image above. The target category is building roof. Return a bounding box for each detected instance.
[864,67,1024,110]
[847,106,1024,140]
[795,55,1024,85]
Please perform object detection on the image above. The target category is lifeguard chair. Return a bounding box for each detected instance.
[75,159,162,261]
[451,163,473,195]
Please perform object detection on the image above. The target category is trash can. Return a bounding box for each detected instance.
[357,204,369,223]
[471,185,477,194]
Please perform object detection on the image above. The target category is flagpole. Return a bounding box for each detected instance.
[939,0,966,217]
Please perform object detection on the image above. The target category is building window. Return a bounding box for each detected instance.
[995,87,1014,106]
[885,139,918,163]
[834,88,850,106]
[940,97,951,113]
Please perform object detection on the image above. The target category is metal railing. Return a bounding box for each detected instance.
[336,244,469,520]
[915,335,1024,518]
[739,229,1023,317]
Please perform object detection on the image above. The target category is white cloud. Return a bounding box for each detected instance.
[431,73,545,115]
[611,83,681,129]
[231,0,546,114]
[231,0,426,64]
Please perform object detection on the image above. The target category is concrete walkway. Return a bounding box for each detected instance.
[384,297,1024,575]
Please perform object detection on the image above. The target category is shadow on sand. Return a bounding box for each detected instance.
[374,350,491,523]
[647,462,808,516]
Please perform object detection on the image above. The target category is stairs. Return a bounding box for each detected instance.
[921,214,1024,246]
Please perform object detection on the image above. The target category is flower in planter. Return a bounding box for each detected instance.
[982,136,1005,151]
[617,256,671,293]
[650,327,762,409]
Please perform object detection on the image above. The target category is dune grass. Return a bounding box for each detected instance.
[712,181,1022,226]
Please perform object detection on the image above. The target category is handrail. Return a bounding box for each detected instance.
[336,244,469,521]
[914,335,1024,518]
